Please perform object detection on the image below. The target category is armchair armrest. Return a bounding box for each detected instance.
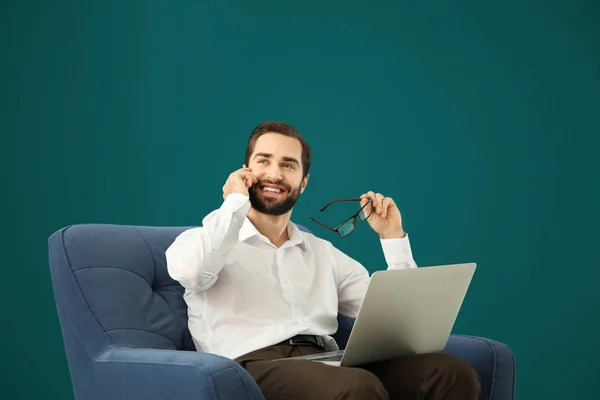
[91,347,265,400]
[443,335,516,400]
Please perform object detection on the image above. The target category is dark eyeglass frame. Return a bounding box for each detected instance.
[309,198,373,238]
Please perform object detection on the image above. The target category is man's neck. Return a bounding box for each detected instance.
[247,208,291,248]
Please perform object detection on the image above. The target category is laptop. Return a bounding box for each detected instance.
[277,262,476,367]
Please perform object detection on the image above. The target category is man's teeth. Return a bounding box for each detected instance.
[263,187,282,193]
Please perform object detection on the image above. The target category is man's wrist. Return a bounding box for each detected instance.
[379,229,406,240]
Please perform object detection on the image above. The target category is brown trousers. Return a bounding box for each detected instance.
[235,344,481,400]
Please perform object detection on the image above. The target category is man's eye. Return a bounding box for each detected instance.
[258,159,268,164]
[283,164,294,169]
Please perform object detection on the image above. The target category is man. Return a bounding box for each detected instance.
[166,121,481,399]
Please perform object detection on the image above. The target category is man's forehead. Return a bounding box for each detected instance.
[253,133,302,158]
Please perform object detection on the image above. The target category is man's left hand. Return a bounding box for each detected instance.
[360,191,406,239]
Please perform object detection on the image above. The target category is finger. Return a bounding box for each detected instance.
[236,166,253,175]
[247,173,258,186]
[360,193,370,207]
[237,171,252,180]
[233,171,248,186]
[241,172,255,187]
[229,170,247,182]
[375,193,384,214]
[381,197,393,218]
[367,191,377,207]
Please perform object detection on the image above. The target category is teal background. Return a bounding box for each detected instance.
[2,0,599,398]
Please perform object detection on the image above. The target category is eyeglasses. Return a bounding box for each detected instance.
[309,198,374,238]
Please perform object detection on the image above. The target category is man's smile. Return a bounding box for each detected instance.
[258,183,288,196]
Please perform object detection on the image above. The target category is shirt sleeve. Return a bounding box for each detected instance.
[379,234,418,270]
[165,193,250,292]
[335,234,418,317]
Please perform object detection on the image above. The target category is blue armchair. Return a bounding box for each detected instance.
[48,224,515,399]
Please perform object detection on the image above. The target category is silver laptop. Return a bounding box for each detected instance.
[278,263,476,367]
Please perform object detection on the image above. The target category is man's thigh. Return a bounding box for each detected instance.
[236,345,388,400]
[361,352,481,400]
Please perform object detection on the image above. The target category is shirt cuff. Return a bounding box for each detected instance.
[380,234,414,265]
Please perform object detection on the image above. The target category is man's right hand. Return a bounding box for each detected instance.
[222,167,258,200]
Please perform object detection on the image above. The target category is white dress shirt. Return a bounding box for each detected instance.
[165,193,418,360]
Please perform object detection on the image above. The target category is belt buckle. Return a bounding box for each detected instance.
[314,336,324,348]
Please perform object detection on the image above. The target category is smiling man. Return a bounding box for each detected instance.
[166,121,480,400]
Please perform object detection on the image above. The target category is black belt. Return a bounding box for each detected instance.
[276,334,325,349]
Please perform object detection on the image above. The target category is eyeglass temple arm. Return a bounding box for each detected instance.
[309,217,339,232]
[319,198,364,212]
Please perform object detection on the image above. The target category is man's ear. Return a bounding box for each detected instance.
[300,174,310,194]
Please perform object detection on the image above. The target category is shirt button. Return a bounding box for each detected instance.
[283,279,289,284]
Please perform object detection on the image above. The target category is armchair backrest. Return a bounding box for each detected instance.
[49,224,195,353]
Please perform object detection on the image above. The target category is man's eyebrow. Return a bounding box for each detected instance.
[282,157,300,165]
[253,152,272,159]
[253,153,300,165]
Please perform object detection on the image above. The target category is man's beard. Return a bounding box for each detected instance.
[248,179,301,216]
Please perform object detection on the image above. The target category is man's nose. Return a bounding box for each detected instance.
[265,164,283,181]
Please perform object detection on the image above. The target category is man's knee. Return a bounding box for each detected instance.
[328,368,389,400]
[427,353,481,397]
[437,353,480,382]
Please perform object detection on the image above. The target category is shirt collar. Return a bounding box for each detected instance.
[239,218,307,250]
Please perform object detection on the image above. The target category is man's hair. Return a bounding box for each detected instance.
[245,121,312,177]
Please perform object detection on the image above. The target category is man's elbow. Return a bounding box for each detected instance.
[165,248,217,291]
